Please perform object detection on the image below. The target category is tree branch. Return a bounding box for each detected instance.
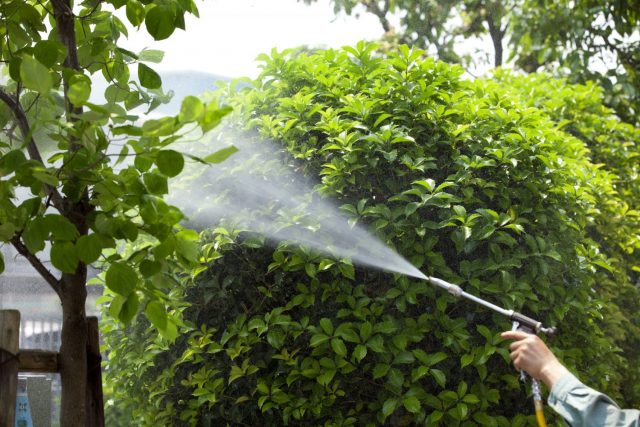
[0,88,66,211]
[11,236,62,297]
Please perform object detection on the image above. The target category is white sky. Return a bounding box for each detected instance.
[123,0,385,78]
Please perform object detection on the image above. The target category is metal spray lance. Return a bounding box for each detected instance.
[424,276,556,427]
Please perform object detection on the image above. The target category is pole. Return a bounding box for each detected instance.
[0,310,20,427]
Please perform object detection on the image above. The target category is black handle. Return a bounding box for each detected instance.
[511,311,557,336]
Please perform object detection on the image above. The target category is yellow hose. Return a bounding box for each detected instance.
[534,399,548,427]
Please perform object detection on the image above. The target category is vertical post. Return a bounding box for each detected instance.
[85,317,104,427]
[0,310,20,427]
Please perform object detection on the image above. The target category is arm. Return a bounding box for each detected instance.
[501,331,640,427]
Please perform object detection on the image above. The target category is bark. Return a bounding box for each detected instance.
[486,10,506,67]
[59,271,88,426]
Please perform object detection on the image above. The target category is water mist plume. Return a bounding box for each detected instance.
[170,132,426,280]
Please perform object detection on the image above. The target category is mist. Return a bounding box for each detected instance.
[170,131,426,280]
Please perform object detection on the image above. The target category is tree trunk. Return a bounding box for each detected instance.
[59,272,88,426]
[486,11,505,67]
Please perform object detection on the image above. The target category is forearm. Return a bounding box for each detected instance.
[549,372,640,426]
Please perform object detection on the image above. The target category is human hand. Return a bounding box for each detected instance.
[501,330,569,388]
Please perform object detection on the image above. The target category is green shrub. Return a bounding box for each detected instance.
[103,43,639,426]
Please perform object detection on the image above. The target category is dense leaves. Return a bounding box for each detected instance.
[104,43,639,426]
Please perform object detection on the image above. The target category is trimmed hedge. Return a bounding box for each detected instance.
[103,43,639,426]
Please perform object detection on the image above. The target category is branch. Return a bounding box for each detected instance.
[11,236,62,297]
[0,88,66,211]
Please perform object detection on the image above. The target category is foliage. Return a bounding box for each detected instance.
[103,43,639,426]
[299,0,639,124]
[510,0,639,125]
[0,0,231,423]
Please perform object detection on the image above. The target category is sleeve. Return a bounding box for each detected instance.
[548,372,640,426]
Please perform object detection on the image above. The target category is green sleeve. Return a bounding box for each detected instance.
[548,372,640,426]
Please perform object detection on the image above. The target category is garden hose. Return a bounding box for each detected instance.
[512,322,549,427]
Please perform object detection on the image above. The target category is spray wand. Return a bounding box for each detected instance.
[424,276,556,427]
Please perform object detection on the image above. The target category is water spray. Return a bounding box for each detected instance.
[423,275,554,427]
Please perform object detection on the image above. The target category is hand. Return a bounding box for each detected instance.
[501,330,569,389]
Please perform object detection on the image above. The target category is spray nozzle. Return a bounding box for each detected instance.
[424,275,557,336]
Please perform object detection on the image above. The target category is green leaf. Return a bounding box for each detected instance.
[145,4,177,40]
[126,0,145,26]
[403,396,421,413]
[319,318,334,335]
[200,104,232,131]
[0,223,17,241]
[45,215,78,241]
[23,218,48,253]
[382,398,398,417]
[105,262,138,296]
[309,333,330,347]
[119,292,139,324]
[156,150,184,177]
[353,344,367,361]
[372,363,390,379]
[34,40,60,68]
[367,335,385,353]
[338,263,355,280]
[179,96,204,122]
[431,369,446,387]
[143,172,168,195]
[331,338,347,357]
[461,353,474,368]
[204,146,238,164]
[138,49,165,63]
[138,63,162,89]
[68,74,92,107]
[388,368,404,388]
[51,241,79,273]
[32,171,59,186]
[20,56,52,94]
[0,251,4,274]
[0,150,27,175]
[176,238,199,262]
[75,234,103,264]
[139,259,162,277]
[145,300,167,331]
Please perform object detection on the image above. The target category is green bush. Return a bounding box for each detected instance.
[103,43,639,426]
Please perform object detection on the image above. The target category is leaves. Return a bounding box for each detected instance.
[203,145,238,164]
[105,262,138,296]
[156,150,184,177]
[145,301,167,331]
[51,241,78,273]
[145,4,177,40]
[75,234,103,264]
[138,63,162,89]
[20,55,52,94]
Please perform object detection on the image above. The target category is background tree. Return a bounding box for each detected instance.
[300,0,639,124]
[0,0,231,424]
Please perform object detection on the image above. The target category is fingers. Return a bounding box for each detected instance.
[501,330,531,341]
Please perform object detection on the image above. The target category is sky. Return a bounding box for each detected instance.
[123,0,386,78]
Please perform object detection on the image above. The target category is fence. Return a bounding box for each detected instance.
[0,310,104,427]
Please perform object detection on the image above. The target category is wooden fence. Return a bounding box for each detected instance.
[0,310,104,427]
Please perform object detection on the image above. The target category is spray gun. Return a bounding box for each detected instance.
[425,276,556,427]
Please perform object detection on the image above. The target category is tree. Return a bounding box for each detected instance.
[300,0,639,123]
[510,0,639,124]
[103,43,639,425]
[0,0,231,424]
